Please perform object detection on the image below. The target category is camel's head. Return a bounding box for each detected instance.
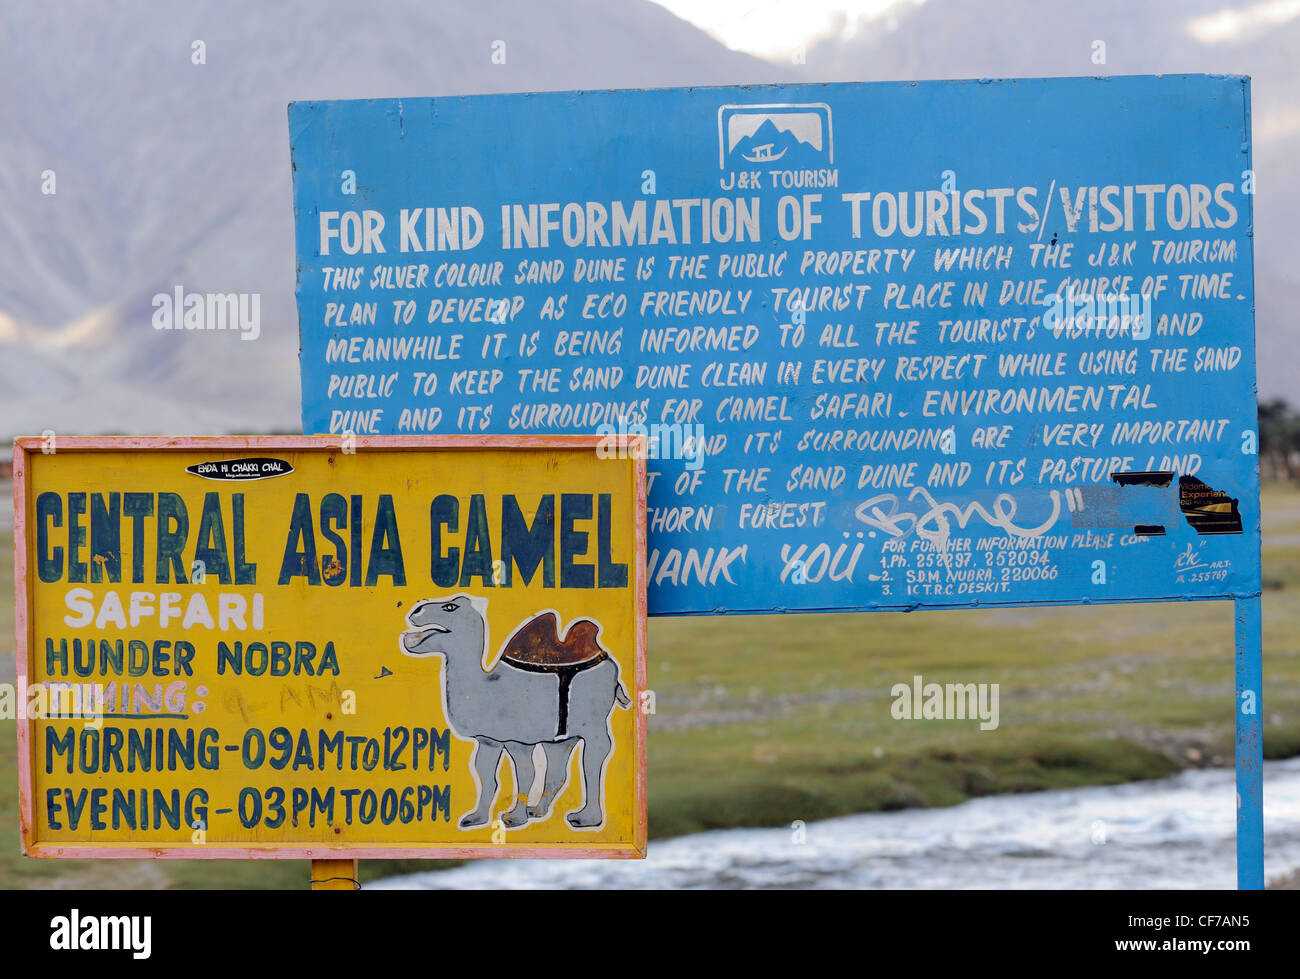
[401,594,488,657]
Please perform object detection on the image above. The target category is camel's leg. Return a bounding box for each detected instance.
[460,738,503,829]
[501,742,537,827]
[566,728,612,828]
[529,740,578,820]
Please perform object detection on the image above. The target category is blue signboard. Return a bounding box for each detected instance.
[288,76,1259,618]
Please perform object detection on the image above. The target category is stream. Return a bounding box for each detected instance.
[374,756,1300,889]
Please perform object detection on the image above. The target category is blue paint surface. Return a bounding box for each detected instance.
[289,75,1260,615]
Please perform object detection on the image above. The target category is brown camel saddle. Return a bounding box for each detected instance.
[501,612,609,671]
[500,612,610,737]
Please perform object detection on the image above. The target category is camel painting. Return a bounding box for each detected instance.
[400,594,631,831]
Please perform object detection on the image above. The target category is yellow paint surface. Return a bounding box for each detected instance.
[20,443,644,856]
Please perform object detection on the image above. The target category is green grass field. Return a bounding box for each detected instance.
[3,485,1299,888]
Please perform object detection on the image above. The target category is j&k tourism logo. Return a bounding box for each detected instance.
[717,103,837,191]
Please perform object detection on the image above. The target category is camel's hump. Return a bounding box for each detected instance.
[501,612,606,667]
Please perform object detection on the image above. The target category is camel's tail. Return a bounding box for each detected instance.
[615,683,631,709]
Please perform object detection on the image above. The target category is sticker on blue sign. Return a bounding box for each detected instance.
[288,75,1260,615]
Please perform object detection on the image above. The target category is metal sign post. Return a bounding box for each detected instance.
[1235,595,1264,889]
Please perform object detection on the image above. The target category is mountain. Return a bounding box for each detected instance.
[0,0,778,440]
[794,0,1300,399]
[1,0,1297,447]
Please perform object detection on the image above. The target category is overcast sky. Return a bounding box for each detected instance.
[649,0,924,59]
[651,0,1300,56]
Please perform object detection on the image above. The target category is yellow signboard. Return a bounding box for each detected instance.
[13,436,646,859]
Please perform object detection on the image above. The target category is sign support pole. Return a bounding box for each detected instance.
[311,859,359,891]
[1234,595,1264,890]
